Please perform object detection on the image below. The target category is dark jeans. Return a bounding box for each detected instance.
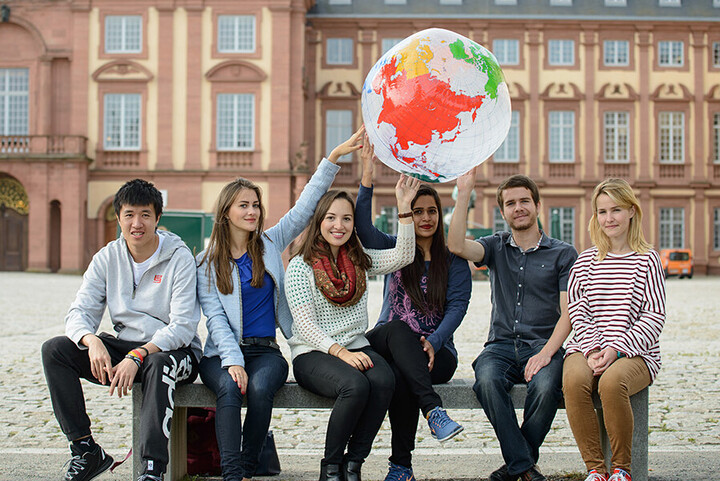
[199,346,288,481]
[366,320,457,468]
[41,333,198,475]
[293,347,395,465]
[472,340,564,477]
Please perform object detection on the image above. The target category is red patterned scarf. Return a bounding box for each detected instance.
[312,245,366,307]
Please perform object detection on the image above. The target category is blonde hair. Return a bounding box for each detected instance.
[589,178,652,261]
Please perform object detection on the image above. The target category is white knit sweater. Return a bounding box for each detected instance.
[286,221,416,360]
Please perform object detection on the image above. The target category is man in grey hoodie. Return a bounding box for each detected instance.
[42,179,202,481]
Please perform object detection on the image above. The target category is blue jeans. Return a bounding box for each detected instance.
[472,340,564,477]
[199,346,288,480]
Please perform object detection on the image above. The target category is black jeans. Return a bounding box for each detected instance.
[366,320,457,468]
[199,346,288,480]
[41,333,198,475]
[293,347,395,465]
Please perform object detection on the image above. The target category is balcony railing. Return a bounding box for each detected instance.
[548,162,576,178]
[603,163,631,179]
[0,135,87,156]
[658,163,686,179]
[216,151,254,169]
[492,162,520,178]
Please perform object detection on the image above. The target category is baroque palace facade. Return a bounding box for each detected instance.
[1,0,720,274]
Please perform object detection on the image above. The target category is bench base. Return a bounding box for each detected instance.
[131,380,648,481]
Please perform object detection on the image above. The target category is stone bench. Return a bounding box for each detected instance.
[132,380,649,481]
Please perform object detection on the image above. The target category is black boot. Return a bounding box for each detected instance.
[319,462,345,481]
[343,458,362,481]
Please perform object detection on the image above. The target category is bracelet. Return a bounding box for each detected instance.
[398,212,413,219]
[127,350,144,364]
[137,346,149,357]
[617,351,626,359]
[125,354,142,369]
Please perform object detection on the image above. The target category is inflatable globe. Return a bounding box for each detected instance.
[362,28,512,183]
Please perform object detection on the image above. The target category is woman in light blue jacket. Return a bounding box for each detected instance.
[197,128,364,481]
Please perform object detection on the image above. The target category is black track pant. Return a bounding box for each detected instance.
[41,333,198,475]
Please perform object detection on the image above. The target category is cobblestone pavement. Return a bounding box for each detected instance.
[1,272,718,479]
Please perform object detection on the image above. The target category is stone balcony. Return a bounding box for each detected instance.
[0,135,87,158]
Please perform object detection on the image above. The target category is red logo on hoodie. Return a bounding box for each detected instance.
[153,275,163,284]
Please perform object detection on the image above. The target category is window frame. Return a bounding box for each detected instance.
[603,40,630,67]
[657,40,685,68]
[492,39,520,66]
[494,110,520,163]
[216,15,257,54]
[325,109,354,163]
[100,13,147,59]
[547,39,575,67]
[548,110,576,163]
[658,111,685,164]
[0,68,30,137]
[714,207,720,251]
[216,93,256,152]
[713,112,720,164]
[603,111,630,164]
[550,207,575,245]
[324,36,356,68]
[102,93,142,151]
[658,207,685,249]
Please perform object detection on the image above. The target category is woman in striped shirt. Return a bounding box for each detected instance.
[563,178,666,481]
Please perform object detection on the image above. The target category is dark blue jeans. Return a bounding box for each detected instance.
[472,340,564,477]
[199,346,288,481]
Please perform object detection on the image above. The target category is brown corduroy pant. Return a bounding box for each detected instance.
[562,352,651,474]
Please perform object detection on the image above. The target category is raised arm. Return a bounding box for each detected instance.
[355,136,397,249]
[366,175,419,276]
[264,127,364,248]
[447,167,486,263]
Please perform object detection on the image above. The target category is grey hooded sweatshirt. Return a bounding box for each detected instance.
[65,230,202,360]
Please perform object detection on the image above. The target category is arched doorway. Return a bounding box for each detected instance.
[104,202,118,246]
[49,200,61,272]
[0,175,29,271]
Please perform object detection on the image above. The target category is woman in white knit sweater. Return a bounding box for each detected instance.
[563,178,666,481]
[285,175,419,481]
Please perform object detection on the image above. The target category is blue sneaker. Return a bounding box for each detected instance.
[384,462,416,481]
[426,406,464,442]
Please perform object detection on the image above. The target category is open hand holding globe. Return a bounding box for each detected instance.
[362,28,512,183]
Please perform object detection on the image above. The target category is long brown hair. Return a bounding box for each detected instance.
[401,186,449,317]
[201,178,267,294]
[589,178,652,261]
[294,190,371,271]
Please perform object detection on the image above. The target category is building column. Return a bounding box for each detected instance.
[184,6,203,170]
[581,28,597,181]
[527,27,542,181]
[636,28,652,183]
[38,57,53,136]
[156,6,175,170]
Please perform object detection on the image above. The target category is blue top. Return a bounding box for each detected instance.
[354,184,471,359]
[234,254,276,338]
[476,232,578,349]
[197,158,341,368]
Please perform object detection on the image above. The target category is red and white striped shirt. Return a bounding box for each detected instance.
[565,247,666,382]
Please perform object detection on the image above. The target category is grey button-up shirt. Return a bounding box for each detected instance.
[475,231,578,349]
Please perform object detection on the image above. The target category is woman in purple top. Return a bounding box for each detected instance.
[356,139,472,481]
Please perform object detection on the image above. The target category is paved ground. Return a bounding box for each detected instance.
[0,272,718,480]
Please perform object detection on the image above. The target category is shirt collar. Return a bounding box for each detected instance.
[508,231,547,253]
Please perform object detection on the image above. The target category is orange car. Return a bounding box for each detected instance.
[659,249,693,279]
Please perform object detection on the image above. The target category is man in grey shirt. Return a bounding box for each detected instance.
[448,169,578,481]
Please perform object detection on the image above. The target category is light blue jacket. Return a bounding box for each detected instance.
[197,159,340,368]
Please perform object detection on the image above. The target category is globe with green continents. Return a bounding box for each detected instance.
[362,28,512,183]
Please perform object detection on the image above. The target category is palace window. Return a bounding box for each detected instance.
[103,93,141,150]
[658,112,684,163]
[549,111,575,162]
[604,112,630,163]
[217,94,255,150]
[218,15,256,53]
[0,68,28,136]
[659,208,684,249]
[105,15,142,54]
